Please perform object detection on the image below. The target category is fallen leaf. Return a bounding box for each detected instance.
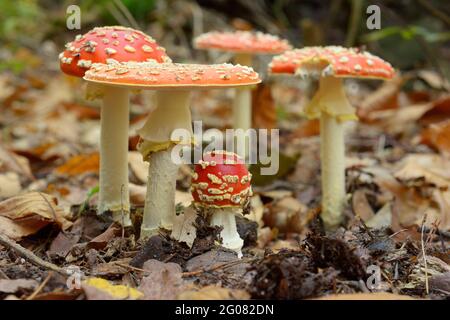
[0,192,72,240]
[139,260,186,300]
[0,145,33,180]
[289,119,320,139]
[366,203,392,229]
[128,151,148,183]
[394,154,450,189]
[87,223,121,250]
[54,153,99,177]
[252,83,277,129]
[352,189,375,222]
[0,172,22,198]
[0,279,39,293]
[47,230,81,258]
[315,292,416,300]
[177,285,250,300]
[171,206,197,248]
[430,272,450,293]
[420,119,450,157]
[82,277,143,300]
[420,95,450,125]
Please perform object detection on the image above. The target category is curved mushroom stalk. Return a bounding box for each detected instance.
[233,53,254,161]
[141,146,179,238]
[98,85,131,226]
[210,208,243,258]
[138,90,193,239]
[304,76,356,229]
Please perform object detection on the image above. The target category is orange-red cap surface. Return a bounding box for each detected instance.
[59,26,171,77]
[191,151,252,208]
[269,46,395,79]
[194,31,291,55]
[83,61,261,89]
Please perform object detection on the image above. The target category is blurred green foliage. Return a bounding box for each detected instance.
[80,0,156,26]
[0,0,44,43]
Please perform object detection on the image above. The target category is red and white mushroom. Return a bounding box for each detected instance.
[84,61,261,239]
[59,26,171,226]
[191,151,252,257]
[194,31,291,148]
[269,46,395,229]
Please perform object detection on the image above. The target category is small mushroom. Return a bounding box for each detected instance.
[59,26,171,226]
[269,46,395,229]
[84,61,261,239]
[194,31,291,149]
[191,151,252,257]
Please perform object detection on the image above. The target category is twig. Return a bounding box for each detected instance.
[26,272,53,300]
[182,258,257,277]
[0,268,10,279]
[416,0,450,27]
[420,214,429,295]
[113,0,140,30]
[418,225,450,239]
[345,0,363,47]
[0,233,67,276]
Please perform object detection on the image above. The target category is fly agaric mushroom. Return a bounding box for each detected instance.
[191,151,252,256]
[194,31,291,133]
[84,61,261,239]
[269,46,395,229]
[59,26,171,225]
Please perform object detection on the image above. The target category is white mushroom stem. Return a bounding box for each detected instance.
[320,112,346,229]
[233,53,253,161]
[305,76,356,229]
[98,86,131,226]
[210,208,243,258]
[138,91,193,239]
[141,146,179,238]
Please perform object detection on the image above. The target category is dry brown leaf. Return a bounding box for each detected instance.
[0,172,22,198]
[394,154,450,189]
[139,260,186,300]
[0,279,39,293]
[88,223,121,250]
[420,95,450,125]
[420,119,450,157]
[0,145,33,180]
[352,189,375,222]
[128,151,148,183]
[252,83,277,129]
[289,119,320,139]
[357,75,404,121]
[54,153,99,177]
[0,192,71,240]
[177,285,250,300]
[315,292,416,300]
[171,206,197,248]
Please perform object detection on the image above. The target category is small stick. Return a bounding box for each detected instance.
[26,272,53,300]
[182,258,256,277]
[0,234,67,276]
[420,214,429,295]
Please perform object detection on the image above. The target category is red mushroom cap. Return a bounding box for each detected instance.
[194,31,291,55]
[191,151,252,208]
[84,61,261,89]
[59,26,171,77]
[269,46,395,79]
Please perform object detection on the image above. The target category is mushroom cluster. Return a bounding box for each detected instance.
[269,46,395,229]
[191,151,252,257]
[194,31,291,157]
[84,61,261,238]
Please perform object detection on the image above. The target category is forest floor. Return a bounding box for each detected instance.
[0,43,449,300]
